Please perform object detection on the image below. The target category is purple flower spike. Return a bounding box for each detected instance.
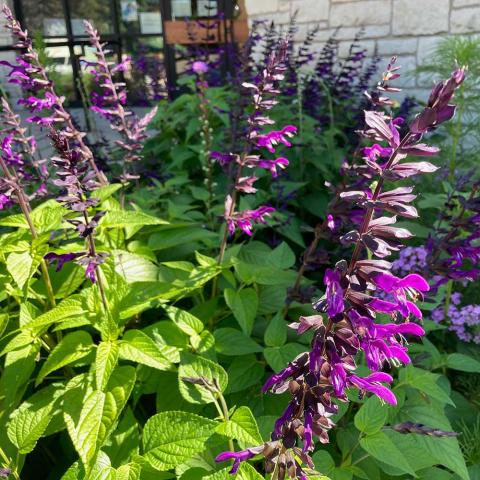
[220,58,464,478]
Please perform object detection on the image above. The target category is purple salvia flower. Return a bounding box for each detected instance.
[217,60,465,477]
[218,39,293,247]
[83,20,157,183]
[1,5,107,185]
[47,129,107,284]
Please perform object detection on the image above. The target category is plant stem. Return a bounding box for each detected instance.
[217,390,235,452]
[0,157,56,308]
[449,84,464,180]
[347,133,413,274]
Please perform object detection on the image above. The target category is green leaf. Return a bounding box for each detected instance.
[94,184,123,202]
[178,352,228,404]
[119,330,175,371]
[0,213,28,228]
[213,328,263,356]
[360,431,416,477]
[0,342,40,409]
[224,288,258,336]
[143,411,217,471]
[226,355,264,394]
[63,366,136,467]
[400,366,454,406]
[64,389,105,467]
[7,384,64,453]
[217,406,263,449]
[445,353,480,373]
[116,463,141,480]
[95,341,119,391]
[36,331,93,386]
[114,251,159,283]
[237,462,264,480]
[166,306,204,336]
[354,396,388,435]
[413,434,469,480]
[31,200,65,233]
[234,262,297,286]
[264,343,306,372]
[7,250,33,289]
[266,242,296,269]
[148,227,217,251]
[101,210,168,229]
[25,296,86,331]
[104,407,139,468]
[264,311,287,347]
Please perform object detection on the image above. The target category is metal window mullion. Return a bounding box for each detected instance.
[160,0,177,98]
[62,0,82,103]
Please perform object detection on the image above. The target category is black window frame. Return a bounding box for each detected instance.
[1,0,238,105]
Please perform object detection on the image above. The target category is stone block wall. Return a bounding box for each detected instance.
[244,0,480,97]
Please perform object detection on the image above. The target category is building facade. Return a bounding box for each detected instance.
[244,0,480,97]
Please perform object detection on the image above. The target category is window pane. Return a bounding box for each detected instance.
[197,0,218,17]
[69,0,114,36]
[120,0,162,34]
[44,46,75,104]
[123,37,167,104]
[22,0,67,37]
[171,0,192,19]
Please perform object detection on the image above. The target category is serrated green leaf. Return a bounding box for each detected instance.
[264,343,306,372]
[224,288,258,336]
[114,251,159,283]
[178,352,228,404]
[95,341,119,391]
[104,407,139,468]
[94,184,123,202]
[214,328,263,356]
[101,210,168,229]
[25,296,86,331]
[0,342,40,409]
[31,200,65,233]
[166,306,204,336]
[63,366,136,467]
[354,396,388,435]
[119,330,175,371]
[7,250,33,289]
[0,213,28,228]
[360,431,416,477]
[143,411,217,471]
[116,462,141,480]
[7,383,64,453]
[264,311,287,347]
[36,331,93,386]
[217,406,263,449]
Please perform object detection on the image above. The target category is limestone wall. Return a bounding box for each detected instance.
[244,0,480,96]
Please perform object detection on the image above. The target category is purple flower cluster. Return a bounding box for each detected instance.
[134,42,167,104]
[46,129,107,283]
[1,6,107,185]
[83,21,158,183]
[218,39,297,241]
[216,58,465,477]
[392,246,428,276]
[431,293,480,344]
